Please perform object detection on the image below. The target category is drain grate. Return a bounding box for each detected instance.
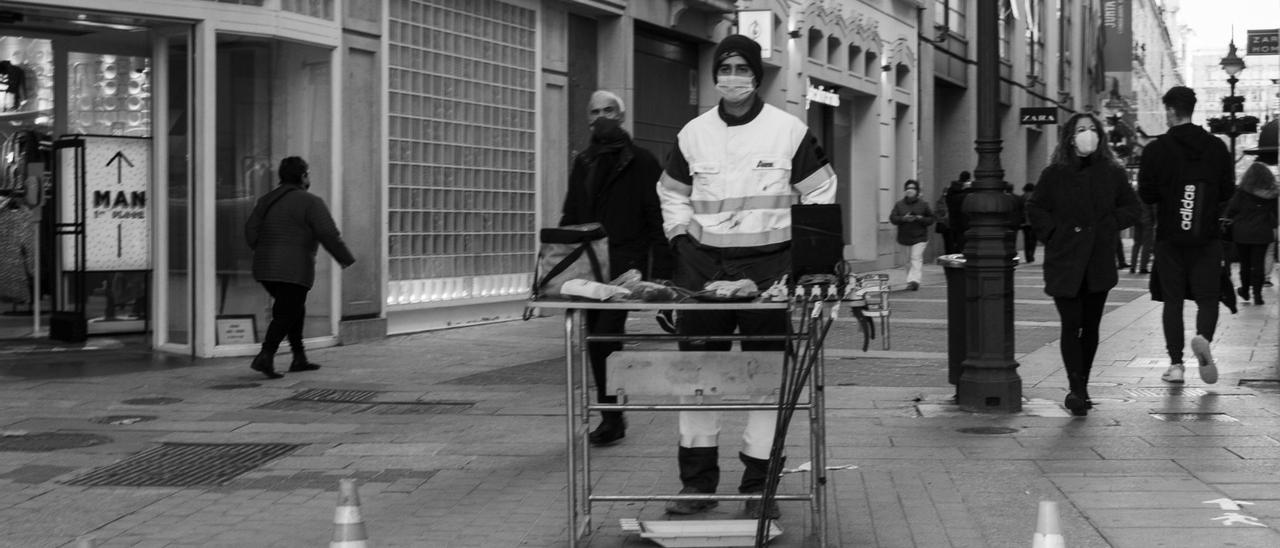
[0,432,112,452]
[358,402,475,415]
[64,443,301,487]
[1149,412,1238,422]
[91,415,156,425]
[1126,387,1207,398]
[121,397,183,406]
[256,399,473,414]
[1238,379,1280,393]
[289,388,381,403]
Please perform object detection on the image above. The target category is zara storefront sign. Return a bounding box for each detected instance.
[59,136,151,271]
[1019,107,1058,125]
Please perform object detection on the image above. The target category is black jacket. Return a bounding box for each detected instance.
[889,197,935,245]
[245,184,356,289]
[1137,123,1235,243]
[560,134,666,278]
[1027,157,1141,297]
[1224,168,1279,245]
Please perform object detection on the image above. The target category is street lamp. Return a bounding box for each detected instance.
[1220,40,1246,158]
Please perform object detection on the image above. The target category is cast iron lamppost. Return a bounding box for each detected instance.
[958,0,1021,412]
[1219,40,1247,159]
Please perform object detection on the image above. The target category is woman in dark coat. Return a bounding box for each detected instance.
[1026,113,1141,416]
[1225,162,1279,305]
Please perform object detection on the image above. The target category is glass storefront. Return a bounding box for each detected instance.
[214,35,334,344]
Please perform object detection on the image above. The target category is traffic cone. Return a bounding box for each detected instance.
[1031,500,1064,548]
[331,478,369,548]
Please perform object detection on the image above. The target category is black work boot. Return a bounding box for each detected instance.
[588,411,626,446]
[665,447,719,515]
[289,349,321,372]
[739,452,782,519]
[250,352,283,379]
[1254,286,1265,306]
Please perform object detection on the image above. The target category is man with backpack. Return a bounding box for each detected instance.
[1138,86,1236,385]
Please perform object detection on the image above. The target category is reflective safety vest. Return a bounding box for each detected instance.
[657,101,836,248]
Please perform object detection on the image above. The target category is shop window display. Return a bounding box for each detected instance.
[214,36,333,344]
[0,37,54,338]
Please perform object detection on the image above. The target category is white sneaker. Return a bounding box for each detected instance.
[1191,335,1218,384]
[1161,363,1185,383]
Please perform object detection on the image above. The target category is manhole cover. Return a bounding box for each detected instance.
[64,443,301,487]
[0,432,112,452]
[91,415,157,425]
[208,383,261,390]
[121,397,183,406]
[290,389,380,403]
[956,426,1019,435]
[1126,387,1207,398]
[1149,412,1238,422]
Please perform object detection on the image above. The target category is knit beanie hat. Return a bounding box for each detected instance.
[713,34,764,85]
[903,180,920,192]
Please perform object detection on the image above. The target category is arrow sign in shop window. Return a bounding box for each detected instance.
[59,136,152,271]
[107,150,134,185]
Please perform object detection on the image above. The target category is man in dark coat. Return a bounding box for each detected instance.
[937,170,971,254]
[245,157,356,379]
[559,90,665,446]
[1138,86,1235,385]
[889,179,934,290]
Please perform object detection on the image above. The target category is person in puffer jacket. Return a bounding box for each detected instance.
[244,156,355,379]
[655,34,836,521]
[1225,162,1278,305]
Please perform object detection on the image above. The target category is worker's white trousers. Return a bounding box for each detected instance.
[678,395,777,460]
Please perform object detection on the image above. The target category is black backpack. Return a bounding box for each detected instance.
[1163,144,1224,245]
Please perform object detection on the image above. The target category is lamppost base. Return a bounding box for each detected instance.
[956,367,1022,413]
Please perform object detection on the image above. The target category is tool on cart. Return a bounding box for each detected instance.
[755,291,839,547]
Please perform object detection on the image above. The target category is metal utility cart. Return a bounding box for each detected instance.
[532,298,836,547]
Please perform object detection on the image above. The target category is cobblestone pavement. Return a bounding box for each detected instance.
[1,263,1278,547]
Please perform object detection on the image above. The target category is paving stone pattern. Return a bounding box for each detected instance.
[0,264,1277,547]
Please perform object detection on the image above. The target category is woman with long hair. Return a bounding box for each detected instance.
[1225,162,1279,305]
[1026,113,1141,416]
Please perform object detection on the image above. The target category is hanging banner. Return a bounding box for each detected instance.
[1101,0,1133,100]
[59,136,151,271]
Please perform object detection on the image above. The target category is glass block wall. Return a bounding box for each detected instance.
[386,0,537,306]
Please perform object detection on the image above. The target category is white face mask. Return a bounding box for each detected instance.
[1074,130,1099,156]
[715,75,755,104]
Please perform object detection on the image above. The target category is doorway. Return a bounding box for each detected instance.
[0,6,193,351]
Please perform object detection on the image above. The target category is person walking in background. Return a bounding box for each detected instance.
[559,90,665,446]
[889,180,934,291]
[1130,200,1155,274]
[1138,86,1235,386]
[1020,183,1038,263]
[244,157,356,379]
[656,34,836,520]
[937,171,972,254]
[1027,113,1141,416]
[1224,163,1278,306]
